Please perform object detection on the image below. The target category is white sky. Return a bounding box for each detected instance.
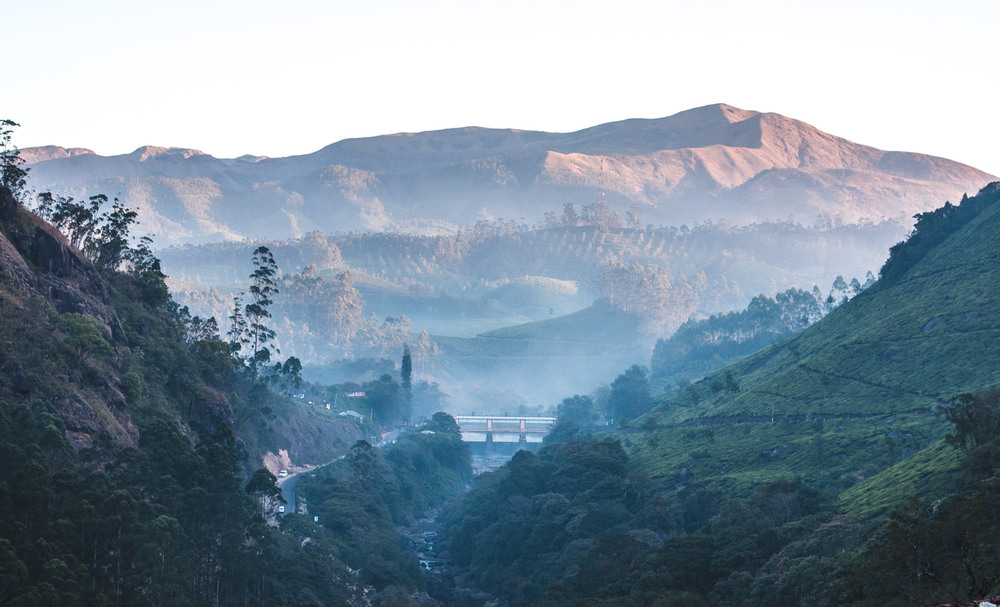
[6,0,999,176]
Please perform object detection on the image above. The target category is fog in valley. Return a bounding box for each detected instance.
[160,210,907,415]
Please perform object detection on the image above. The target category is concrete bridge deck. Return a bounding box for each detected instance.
[453,415,557,444]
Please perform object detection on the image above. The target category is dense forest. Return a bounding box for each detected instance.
[442,401,1000,607]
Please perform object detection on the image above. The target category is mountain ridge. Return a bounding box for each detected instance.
[23,104,995,244]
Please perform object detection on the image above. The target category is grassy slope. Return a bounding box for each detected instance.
[630,183,1000,516]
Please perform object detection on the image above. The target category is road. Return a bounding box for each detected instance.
[275,429,401,516]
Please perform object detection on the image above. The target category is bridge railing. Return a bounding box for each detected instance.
[452,416,558,444]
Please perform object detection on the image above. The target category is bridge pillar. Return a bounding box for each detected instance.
[486,432,494,457]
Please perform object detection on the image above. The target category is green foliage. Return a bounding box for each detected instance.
[296,416,472,591]
[943,388,1000,452]
[0,119,28,200]
[58,312,113,366]
[651,282,862,387]
[555,394,597,426]
[878,184,999,287]
[853,389,1000,605]
[35,192,139,271]
[635,183,1000,505]
[245,245,280,380]
[365,373,405,426]
[442,432,849,606]
[0,185,394,605]
[856,494,1000,606]
[127,235,170,307]
[607,364,652,424]
[441,438,659,604]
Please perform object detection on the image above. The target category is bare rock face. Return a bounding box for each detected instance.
[32,225,83,276]
[0,184,17,222]
[0,228,35,291]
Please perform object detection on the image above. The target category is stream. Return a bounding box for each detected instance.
[399,508,504,607]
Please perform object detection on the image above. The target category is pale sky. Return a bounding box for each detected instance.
[6,0,999,177]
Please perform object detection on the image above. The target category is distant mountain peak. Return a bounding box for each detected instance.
[129,146,207,161]
[19,145,95,165]
[676,103,761,123]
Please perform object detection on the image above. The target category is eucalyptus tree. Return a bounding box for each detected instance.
[401,344,413,425]
[245,246,280,381]
[35,192,139,271]
[0,119,28,200]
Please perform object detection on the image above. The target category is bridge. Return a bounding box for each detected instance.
[452,416,558,455]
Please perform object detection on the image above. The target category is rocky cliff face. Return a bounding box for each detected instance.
[0,186,136,450]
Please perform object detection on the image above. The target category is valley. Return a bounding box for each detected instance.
[4,106,1000,606]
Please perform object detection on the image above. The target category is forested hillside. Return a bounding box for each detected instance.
[0,181,471,605]
[442,182,1000,606]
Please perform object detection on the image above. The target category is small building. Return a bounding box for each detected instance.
[339,410,365,422]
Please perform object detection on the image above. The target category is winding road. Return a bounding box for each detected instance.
[275,429,401,516]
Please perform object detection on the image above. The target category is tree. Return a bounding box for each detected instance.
[0,119,28,200]
[245,468,284,518]
[347,440,377,483]
[365,374,405,426]
[582,198,622,231]
[607,365,653,424]
[245,246,280,380]
[227,293,249,358]
[36,192,139,270]
[185,314,221,344]
[128,235,170,306]
[944,388,1000,452]
[401,345,413,426]
[275,357,302,394]
[557,394,597,426]
[627,203,643,230]
[562,202,579,227]
[88,197,138,270]
[60,313,113,366]
[36,192,101,249]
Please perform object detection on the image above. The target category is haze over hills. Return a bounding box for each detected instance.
[23,104,995,245]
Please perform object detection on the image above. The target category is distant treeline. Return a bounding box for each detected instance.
[651,273,875,387]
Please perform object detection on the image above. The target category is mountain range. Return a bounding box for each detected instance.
[23,104,995,245]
